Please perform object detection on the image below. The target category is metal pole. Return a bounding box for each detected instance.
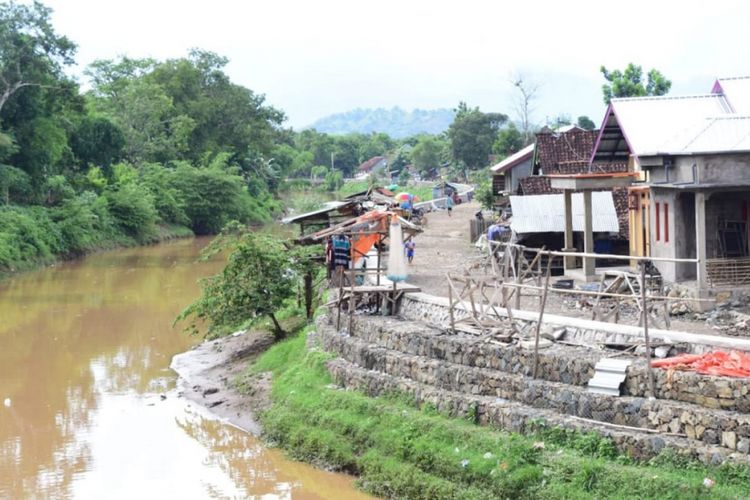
[641,261,656,398]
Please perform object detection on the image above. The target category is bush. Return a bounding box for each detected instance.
[169,165,250,234]
[0,206,63,271]
[104,183,158,242]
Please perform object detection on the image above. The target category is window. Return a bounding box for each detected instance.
[655,202,660,241]
[664,203,669,242]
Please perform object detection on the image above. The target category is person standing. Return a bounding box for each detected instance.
[404,239,416,263]
[445,194,454,216]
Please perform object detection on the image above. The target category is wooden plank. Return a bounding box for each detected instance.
[641,263,656,398]
[533,260,553,379]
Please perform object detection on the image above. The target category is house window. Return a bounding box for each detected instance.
[664,203,669,243]
[655,202,660,241]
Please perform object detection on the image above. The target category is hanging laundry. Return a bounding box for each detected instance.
[387,217,408,282]
[332,235,351,269]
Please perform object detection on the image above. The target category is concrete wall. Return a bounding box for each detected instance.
[649,189,697,282]
[649,153,750,185]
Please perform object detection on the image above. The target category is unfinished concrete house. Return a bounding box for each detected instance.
[591,76,750,293]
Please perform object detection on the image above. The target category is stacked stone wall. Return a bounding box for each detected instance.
[318,318,750,454]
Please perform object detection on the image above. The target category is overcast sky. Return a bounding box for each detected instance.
[43,0,750,130]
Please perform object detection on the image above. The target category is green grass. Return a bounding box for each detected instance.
[246,327,750,499]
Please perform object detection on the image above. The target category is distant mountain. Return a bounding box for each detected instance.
[308,107,455,138]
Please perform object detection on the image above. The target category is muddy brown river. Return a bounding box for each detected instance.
[0,238,369,499]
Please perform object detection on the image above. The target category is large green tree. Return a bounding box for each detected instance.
[447,102,507,170]
[0,1,76,117]
[493,123,524,158]
[600,63,672,104]
[178,232,296,339]
[410,136,442,176]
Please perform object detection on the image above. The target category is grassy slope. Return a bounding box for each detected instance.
[246,328,750,499]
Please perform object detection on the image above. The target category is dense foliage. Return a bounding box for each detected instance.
[0,2,286,272]
[0,0,607,274]
[178,230,321,339]
[600,63,672,104]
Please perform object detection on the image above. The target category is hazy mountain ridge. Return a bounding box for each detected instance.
[308,107,456,138]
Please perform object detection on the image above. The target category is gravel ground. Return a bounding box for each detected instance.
[407,200,730,336]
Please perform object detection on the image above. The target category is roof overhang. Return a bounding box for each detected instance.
[548,172,636,191]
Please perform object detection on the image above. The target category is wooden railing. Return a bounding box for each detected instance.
[707,257,750,286]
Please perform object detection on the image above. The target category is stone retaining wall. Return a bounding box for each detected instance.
[318,317,750,454]
[397,292,750,412]
[326,357,745,464]
[330,315,598,386]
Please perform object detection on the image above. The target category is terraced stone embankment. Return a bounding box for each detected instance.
[315,313,750,465]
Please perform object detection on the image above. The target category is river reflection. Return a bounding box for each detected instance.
[0,238,370,499]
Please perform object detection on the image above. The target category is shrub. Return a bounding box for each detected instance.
[104,183,158,242]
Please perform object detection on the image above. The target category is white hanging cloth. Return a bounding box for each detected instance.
[387,217,408,282]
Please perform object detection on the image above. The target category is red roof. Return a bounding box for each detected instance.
[358,156,386,172]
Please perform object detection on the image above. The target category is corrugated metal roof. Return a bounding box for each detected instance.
[654,115,750,155]
[509,192,619,234]
[609,94,732,156]
[490,144,535,173]
[587,358,632,396]
[281,200,353,224]
[716,76,750,114]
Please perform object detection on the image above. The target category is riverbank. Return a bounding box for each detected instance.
[171,329,275,436]
[170,317,750,499]
[0,208,194,279]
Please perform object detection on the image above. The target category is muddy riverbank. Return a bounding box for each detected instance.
[171,330,275,436]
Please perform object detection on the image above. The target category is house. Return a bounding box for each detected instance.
[509,191,620,254]
[506,126,630,249]
[356,156,388,176]
[590,76,750,290]
[490,143,534,198]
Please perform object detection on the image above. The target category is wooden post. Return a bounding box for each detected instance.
[641,261,656,398]
[348,267,356,333]
[533,255,553,379]
[514,249,522,310]
[376,234,382,286]
[304,270,313,319]
[391,280,398,315]
[447,274,456,333]
[335,266,344,331]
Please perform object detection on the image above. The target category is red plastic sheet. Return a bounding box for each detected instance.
[651,350,750,378]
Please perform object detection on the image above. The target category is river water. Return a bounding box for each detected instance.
[0,238,369,499]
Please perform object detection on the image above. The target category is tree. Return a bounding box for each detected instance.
[310,165,328,181]
[70,115,125,171]
[600,63,671,105]
[510,75,539,145]
[493,123,524,158]
[324,169,343,191]
[177,232,296,339]
[359,132,394,162]
[447,103,506,170]
[410,136,442,177]
[0,1,76,117]
[332,134,362,176]
[475,180,495,210]
[577,115,596,130]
